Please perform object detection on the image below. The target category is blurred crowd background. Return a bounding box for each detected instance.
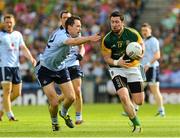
[0,0,179,92]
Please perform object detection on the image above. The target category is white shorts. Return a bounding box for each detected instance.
[109,67,143,83]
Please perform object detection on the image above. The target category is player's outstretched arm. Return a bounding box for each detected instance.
[65,33,101,46]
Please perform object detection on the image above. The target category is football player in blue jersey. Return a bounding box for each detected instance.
[141,23,165,117]
[35,15,101,131]
[0,14,36,121]
[58,10,85,125]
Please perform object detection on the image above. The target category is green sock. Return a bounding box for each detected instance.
[130,116,141,126]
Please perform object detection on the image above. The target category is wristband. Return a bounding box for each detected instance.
[76,54,83,61]
[113,60,119,66]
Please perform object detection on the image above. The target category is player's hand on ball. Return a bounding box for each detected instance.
[118,55,131,68]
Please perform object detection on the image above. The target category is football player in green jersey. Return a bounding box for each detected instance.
[101,11,145,133]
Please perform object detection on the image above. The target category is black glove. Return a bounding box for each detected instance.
[76,54,83,61]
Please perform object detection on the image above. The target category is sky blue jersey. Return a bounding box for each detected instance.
[141,36,160,67]
[0,30,25,67]
[58,27,80,68]
[65,42,80,67]
[39,27,70,71]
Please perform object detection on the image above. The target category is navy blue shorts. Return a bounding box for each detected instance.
[68,65,83,80]
[0,67,22,84]
[36,65,71,87]
[146,67,159,82]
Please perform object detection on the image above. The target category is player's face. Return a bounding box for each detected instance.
[110,17,123,33]
[61,13,71,27]
[141,27,151,38]
[68,19,81,37]
[4,17,15,33]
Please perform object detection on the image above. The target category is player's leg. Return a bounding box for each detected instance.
[11,83,22,101]
[6,67,22,120]
[6,83,22,121]
[59,81,75,128]
[71,78,83,124]
[117,87,136,118]
[10,67,22,102]
[112,74,141,132]
[58,94,64,104]
[110,69,137,119]
[59,81,75,115]
[131,92,144,114]
[43,82,60,131]
[0,110,3,121]
[149,82,165,116]
[127,68,144,132]
[121,93,139,117]
[0,68,3,121]
[146,67,165,116]
[1,81,15,120]
[131,91,144,106]
[0,100,3,121]
[131,65,147,113]
[35,65,60,131]
[132,100,139,112]
[128,82,144,133]
[68,65,84,124]
[117,85,142,133]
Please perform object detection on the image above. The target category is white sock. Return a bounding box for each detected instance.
[158,106,165,112]
[134,104,139,111]
[61,105,68,116]
[76,112,82,121]
[6,111,14,119]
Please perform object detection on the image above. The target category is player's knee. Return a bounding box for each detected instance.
[70,96,75,103]
[3,91,11,96]
[16,91,21,97]
[75,88,81,99]
[133,97,144,105]
[12,91,21,99]
[2,87,11,94]
[67,95,75,104]
[119,95,129,105]
[136,100,144,105]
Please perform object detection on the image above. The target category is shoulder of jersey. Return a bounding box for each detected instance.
[13,30,22,36]
[57,28,66,34]
[0,30,7,34]
[151,36,158,40]
[104,31,113,40]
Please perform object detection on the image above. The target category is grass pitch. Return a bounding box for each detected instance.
[0,104,180,137]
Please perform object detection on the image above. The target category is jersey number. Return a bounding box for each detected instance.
[47,34,56,48]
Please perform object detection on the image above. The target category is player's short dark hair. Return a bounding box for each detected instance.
[141,23,152,29]
[65,16,81,30]
[59,10,71,18]
[110,11,124,21]
[4,14,15,21]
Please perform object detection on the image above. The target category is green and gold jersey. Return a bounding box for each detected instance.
[101,27,143,67]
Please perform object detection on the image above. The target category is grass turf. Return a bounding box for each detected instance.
[0,104,180,137]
